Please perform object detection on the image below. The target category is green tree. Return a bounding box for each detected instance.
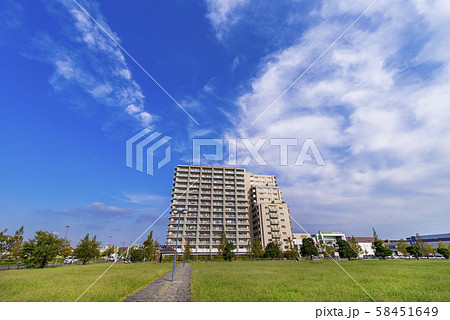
[20,231,64,268]
[0,229,9,260]
[437,247,449,259]
[130,248,144,262]
[217,231,227,259]
[0,227,24,261]
[265,241,281,259]
[8,226,24,260]
[372,239,393,259]
[348,236,363,257]
[285,237,299,260]
[73,234,101,265]
[246,240,252,259]
[223,241,235,261]
[422,243,436,259]
[397,238,408,256]
[372,227,379,239]
[301,238,318,260]
[406,245,423,260]
[415,233,426,255]
[324,244,335,257]
[438,240,448,249]
[104,245,115,258]
[415,233,435,258]
[184,239,191,261]
[61,246,73,258]
[252,238,264,258]
[143,231,159,261]
[337,240,358,261]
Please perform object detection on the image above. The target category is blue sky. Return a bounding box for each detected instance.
[1,0,449,247]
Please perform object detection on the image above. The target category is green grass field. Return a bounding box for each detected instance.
[0,262,172,302]
[191,260,450,302]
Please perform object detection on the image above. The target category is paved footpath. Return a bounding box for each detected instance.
[123,264,191,302]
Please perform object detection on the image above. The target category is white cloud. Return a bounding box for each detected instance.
[122,193,168,205]
[227,0,450,237]
[205,0,250,39]
[31,0,153,128]
[60,202,133,218]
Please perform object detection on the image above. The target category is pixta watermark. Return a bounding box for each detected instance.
[126,129,325,176]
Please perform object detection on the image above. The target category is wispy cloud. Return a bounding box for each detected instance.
[205,0,250,40]
[21,0,153,128]
[59,202,133,218]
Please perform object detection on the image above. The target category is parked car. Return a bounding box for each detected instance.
[107,253,118,262]
[64,256,78,264]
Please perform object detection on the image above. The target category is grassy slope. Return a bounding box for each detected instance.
[0,262,172,302]
[191,260,450,302]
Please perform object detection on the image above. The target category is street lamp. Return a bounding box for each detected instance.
[172,208,187,282]
[64,226,70,241]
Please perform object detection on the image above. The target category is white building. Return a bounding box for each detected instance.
[354,237,375,257]
[313,232,346,247]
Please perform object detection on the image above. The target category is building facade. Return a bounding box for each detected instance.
[313,232,346,247]
[407,233,450,248]
[247,173,294,251]
[353,237,375,257]
[292,233,311,253]
[166,165,293,255]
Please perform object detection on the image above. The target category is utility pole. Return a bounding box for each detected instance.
[55,225,70,265]
[64,226,70,241]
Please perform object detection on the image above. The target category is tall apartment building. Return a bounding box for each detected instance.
[247,173,294,251]
[167,165,293,255]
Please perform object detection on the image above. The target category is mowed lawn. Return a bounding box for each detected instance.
[191,260,450,302]
[0,262,172,302]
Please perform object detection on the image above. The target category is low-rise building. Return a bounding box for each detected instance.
[313,232,346,247]
[407,233,450,248]
[292,233,311,253]
[353,237,375,257]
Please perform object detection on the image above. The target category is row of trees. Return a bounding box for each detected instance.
[0,227,24,261]
[1,226,163,268]
[128,231,160,262]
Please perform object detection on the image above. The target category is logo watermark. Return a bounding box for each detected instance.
[126,130,325,176]
[126,128,172,176]
[193,138,325,166]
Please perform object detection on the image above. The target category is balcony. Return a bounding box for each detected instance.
[271,226,280,232]
[269,214,278,219]
[272,233,281,238]
[271,219,279,225]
